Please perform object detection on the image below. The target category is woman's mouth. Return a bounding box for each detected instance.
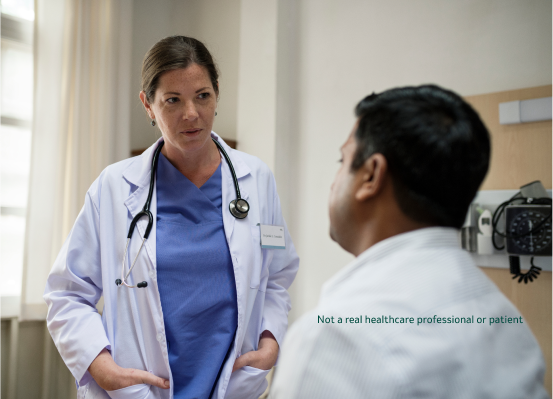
[182,128,202,135]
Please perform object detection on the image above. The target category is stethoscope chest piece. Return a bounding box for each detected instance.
[229,198,249,219]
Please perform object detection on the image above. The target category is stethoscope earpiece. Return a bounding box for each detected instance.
[229,198,249,219]
[115,278,147,288]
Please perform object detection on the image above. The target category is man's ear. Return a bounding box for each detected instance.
[355,153,388,202]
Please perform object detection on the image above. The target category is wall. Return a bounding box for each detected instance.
[129,0,173,151]
[235,0,278,171]
[1,319,76,399]
[288,0,552,320]
[466,86,552,191]
[174,0,241,143]
[1,320,8,398]
[130,0,241,152]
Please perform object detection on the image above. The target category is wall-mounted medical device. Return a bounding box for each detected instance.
[499,97,552,125]
[504,205,551,256]
[462,181,552,283]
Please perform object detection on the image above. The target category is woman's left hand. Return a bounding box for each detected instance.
[232,330,279,372]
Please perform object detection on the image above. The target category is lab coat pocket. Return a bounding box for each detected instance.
[106,383,151,399]
[224,366,270,399]
[250,226,263,289]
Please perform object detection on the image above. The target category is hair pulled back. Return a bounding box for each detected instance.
[141,36,219,103]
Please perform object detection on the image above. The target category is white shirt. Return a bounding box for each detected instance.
[271,227,548,399]
[43,133,299,399]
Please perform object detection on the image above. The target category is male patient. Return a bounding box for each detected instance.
[271,85,549,398]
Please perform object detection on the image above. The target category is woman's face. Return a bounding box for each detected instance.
[140,64,218,155]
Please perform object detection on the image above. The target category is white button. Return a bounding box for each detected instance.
[149,270,156,280]
[157,333,164,342]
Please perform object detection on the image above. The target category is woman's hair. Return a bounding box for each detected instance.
[141,36,219,103]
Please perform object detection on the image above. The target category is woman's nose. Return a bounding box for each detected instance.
[182,101,199,121]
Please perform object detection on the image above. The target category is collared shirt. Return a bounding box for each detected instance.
[271,227,549,399]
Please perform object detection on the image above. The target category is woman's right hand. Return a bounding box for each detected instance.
[88,348,170,391]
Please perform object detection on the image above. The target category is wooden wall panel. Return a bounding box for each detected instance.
[464,85,552,190]
[465,86,552,395]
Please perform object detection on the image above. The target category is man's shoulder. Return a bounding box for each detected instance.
[314,242,530,349]
[322,242,497,310]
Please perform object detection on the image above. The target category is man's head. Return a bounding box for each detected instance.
[329,85,490,254]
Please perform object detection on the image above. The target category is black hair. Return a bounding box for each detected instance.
[352,85,490,228]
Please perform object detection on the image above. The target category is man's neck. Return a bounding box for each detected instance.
[350,215,433,257]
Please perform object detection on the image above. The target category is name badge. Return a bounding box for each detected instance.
[259,224,286,249]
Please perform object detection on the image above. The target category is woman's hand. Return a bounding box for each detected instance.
[88,348,170,391]
[232,330,279,372]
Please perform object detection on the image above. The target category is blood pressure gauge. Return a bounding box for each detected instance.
[505,205,552,256]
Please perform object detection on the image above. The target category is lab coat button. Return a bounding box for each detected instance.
[149,270,156,279]
[156,333,164,342]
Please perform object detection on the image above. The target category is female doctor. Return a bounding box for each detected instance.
[43,36,299,399]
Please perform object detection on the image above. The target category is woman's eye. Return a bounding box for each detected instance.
[198,92,210,100]
[167,97,179,104]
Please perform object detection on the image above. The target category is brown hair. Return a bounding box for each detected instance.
[141,36,219,103]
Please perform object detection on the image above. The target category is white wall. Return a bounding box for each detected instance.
[289,0,552,319]
[172,0,241,143]
[235,0,278,171]
[130,0,241,151]
[130,0,172,151]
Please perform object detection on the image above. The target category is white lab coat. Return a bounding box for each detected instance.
[44,133,299,399]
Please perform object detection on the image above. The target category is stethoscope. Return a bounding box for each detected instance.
[115,138,249,289]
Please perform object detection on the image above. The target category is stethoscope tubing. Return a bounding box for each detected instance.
[120,237,146,288]
[117,138,247,289]
[212,138,242,199]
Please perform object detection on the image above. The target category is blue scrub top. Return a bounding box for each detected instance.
[156,153,238,398]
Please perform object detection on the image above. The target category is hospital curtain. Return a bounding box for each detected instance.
[20,0,132,320]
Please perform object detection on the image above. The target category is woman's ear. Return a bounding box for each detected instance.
[139,91,154,119]
[355,153,388,202]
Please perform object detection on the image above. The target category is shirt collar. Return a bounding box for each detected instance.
[322,227,461,294]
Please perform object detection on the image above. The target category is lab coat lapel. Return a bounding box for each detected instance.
[122,138,162,270]
[220,143,250,256]
[215,131,251,244]
[215,132,254,355]
[221,163,237,243]
[118,140,163,374]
